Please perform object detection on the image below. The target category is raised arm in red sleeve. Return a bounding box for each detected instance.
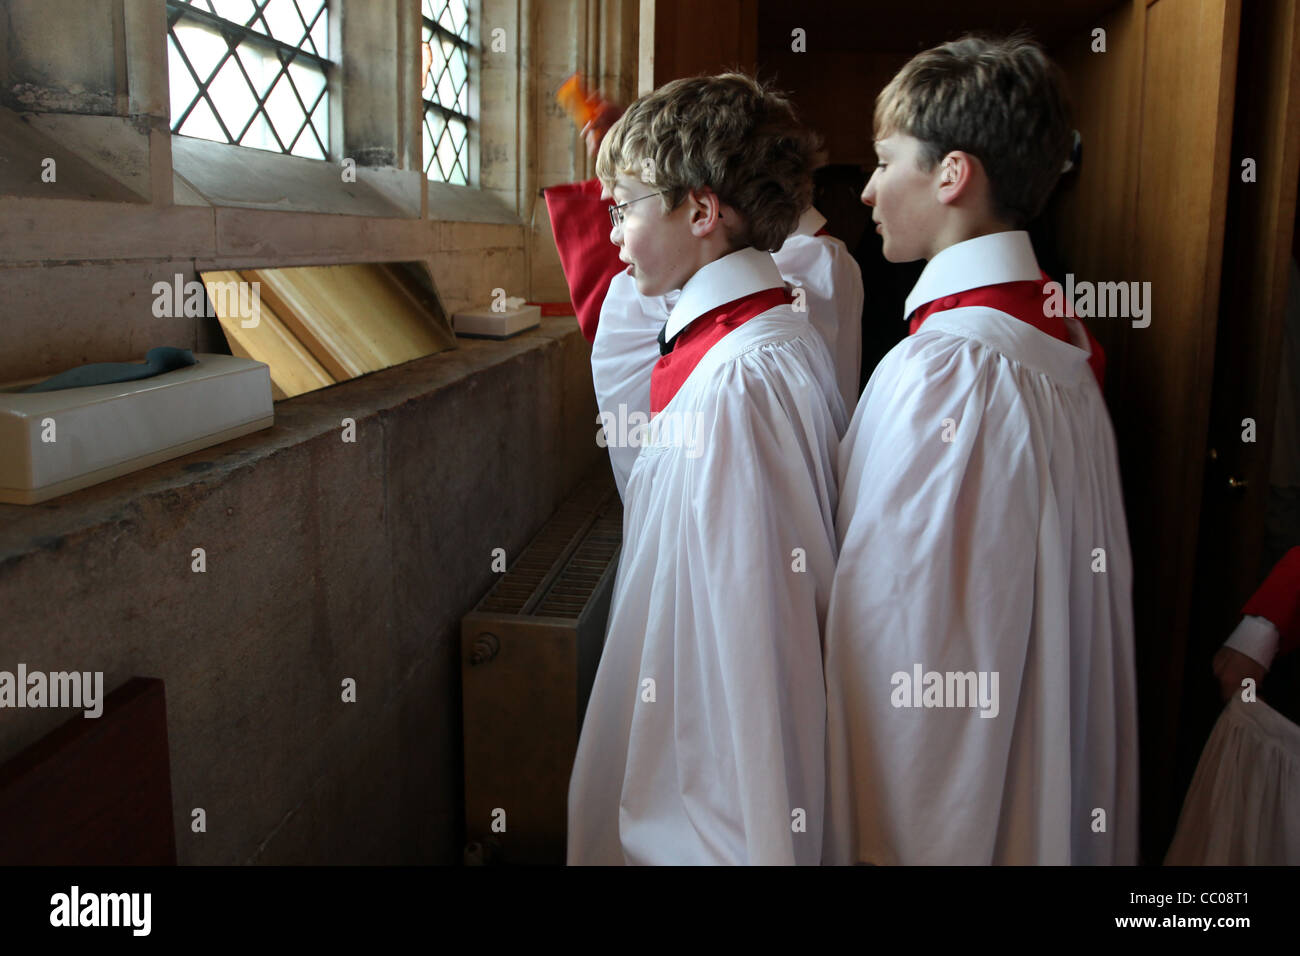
[1242,546,1300,656]
[543,179,625,344]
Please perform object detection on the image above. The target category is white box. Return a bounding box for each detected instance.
[453,303,541,339]
[0,354,274,504]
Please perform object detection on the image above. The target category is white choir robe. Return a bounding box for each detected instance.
[822,232,1139,865]
[593,207,863,499]
[568,249,848,865]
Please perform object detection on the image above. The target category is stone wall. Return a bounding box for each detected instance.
[0,320,602,863]
[0,0,637,863]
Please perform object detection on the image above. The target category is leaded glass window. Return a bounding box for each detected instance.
[421,0,471,185]
[167,0,331,160]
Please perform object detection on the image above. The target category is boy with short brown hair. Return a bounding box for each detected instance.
[565,73,846,865]
[824,34,1138,865]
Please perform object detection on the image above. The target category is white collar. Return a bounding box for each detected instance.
[665,246,786,341]
[792,206,826,237]
[903,230,1041,321]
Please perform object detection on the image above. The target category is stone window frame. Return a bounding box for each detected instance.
[166,0,503,222]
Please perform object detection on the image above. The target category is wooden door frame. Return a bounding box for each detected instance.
[1174,0,1300,855]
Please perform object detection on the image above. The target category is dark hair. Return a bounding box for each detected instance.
[875,33,1073,226]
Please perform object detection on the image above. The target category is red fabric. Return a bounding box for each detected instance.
[529,301,577,317]
[1242,547,1300,657]
[543,179,623,344]
[650,288,792,414]
[909,271,1107,388]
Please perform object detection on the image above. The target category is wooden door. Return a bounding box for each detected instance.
[1124,0,1245,863]
[1054,0,1243,862]
[1176,0,1300,849]
[644,0,757,87]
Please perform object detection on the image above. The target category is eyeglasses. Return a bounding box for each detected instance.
[609,191,666,228]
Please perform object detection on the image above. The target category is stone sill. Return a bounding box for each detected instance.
[172,134,521,225]
[0,106,521,227]
[0,316,581,568]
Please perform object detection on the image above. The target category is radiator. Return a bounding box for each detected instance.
[461,470,622,865]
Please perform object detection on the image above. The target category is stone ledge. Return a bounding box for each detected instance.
[0,315,583,568]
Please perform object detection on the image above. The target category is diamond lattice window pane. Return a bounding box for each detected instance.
[264,73,303,145]
[424,0,469,42]
[209,0,256,24]
[239,110,275,151]
[173,19,228,84]
[308,14,328,58]
[421,1,471,184]
[208,57,257,130]
[258,0,308,48]
[181,97,226,143]
[236,43,279,97]
[291,128,325,160]
[288,59,326,107]
[307,96,329,156]
[167,35,200,121]
[168,0,330,159]
[448,45,468,113]
[443,118,468,185]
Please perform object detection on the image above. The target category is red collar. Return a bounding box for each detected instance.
[650,287,791,414]
[909,272,1106,388]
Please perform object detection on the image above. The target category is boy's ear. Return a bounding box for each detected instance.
[686,187,724,237]
[936,150,980,206]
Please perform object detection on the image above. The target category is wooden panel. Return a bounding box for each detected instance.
[248,264,450,381]
[757,0,1129,54]
[1050,1,1145,386]
[1194,0,1300,621]
[652,0,758,84]
[756,0,1124,166]
[1180,0,1300,839]
[202,269,335,399]
[250,267,375,379]
[0,677,175,865]
[1123,0,1241,859]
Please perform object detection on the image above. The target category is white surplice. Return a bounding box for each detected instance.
[568,248,847,865]
[592,208,863,498]
[822,231,1140,865]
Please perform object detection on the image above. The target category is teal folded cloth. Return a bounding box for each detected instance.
[22,347,198,393]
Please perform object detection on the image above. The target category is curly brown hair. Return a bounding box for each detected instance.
[596,73,822,252]
[875,33,1073,226]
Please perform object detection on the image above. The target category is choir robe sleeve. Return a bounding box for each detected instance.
[591,270,667,498]
[775,231,865,411]
[1242,546,1300,658]
[543,179,625,344]
[567,316,844,865]
[822,306,1139,865]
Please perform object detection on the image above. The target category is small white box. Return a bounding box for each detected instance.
[453,303,541,339]
[0,354,274,504]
